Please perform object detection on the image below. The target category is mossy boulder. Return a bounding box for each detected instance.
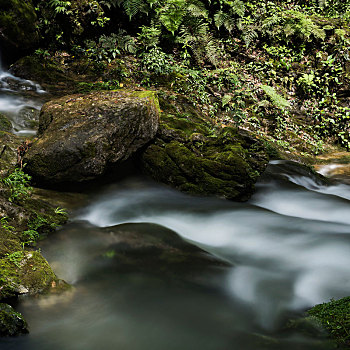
[25,90,160,185]
[0,114,12,132]
[140,95,269,201]
[0,0,39,55]
[0,303,28,336]
[0,251,58,299]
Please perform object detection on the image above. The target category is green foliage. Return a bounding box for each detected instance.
[22,230,40,246]
[0,217,15,233]
[308,297,350,345]
[261,85,290,110]
[283,10,326,42]
[137,25,161,48]
[2,169,32,203]
[54,207,67,215]
[85,31,137,62]
[5,251,24,268]
[49,0,72,15]
[141,47,174,74]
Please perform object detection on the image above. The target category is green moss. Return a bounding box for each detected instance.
[0,303,28,336]
[140,94,268,201]
[308,297,350,346]
[0,114,12,132]
[0,251,58,299]
[0,228,21,258]
[131,90,161,115]
[20,251,57,293]
[0,0,39,49]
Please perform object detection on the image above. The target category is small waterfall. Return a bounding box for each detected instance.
[0,49,46,135]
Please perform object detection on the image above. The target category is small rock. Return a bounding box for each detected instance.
[0,303,28,336]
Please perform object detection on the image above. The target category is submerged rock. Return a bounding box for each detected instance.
[140,95,269,201]
[25,90,160,185]
[0,303,28,336]
[100,223,229,274]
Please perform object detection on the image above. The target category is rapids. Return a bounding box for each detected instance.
[0,59,349,350]
[0,58,45,135]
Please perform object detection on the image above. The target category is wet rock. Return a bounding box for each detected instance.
[25,90,160,185]
[0,251,59,299]
[0,113,12,132]
[99,223,230,275]
[260,160,330,187]
[140,94,269,201]
[0,131,18,176]
[13,107,40,130]
[0,303,28,336]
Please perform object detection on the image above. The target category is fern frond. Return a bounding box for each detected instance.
[228,0,245,18]
[187,0,208,18]
[242,27,258,48]
[122,0,148,19]
[261,85,290,110]
[205,38,220,66]
[262,14,282,31]
[214,11,235,32]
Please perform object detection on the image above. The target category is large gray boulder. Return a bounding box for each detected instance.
[25,90,160,184]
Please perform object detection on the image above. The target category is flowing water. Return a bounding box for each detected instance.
[0,58,46,135]
[1,61,350,349]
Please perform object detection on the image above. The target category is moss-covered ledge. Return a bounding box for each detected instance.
[0,130,69,335]
[139,93,269,201]
[307,297,350,347]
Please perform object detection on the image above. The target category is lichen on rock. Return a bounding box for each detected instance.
[25,90,160,185]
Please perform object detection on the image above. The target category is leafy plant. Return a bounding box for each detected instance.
[6,251,24,268]
[0,217,15,232]
[2,169,32,203]
[261,85,290,109]
[141,47,174,74]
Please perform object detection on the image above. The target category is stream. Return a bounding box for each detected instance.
[0,59,46,135]
[1,61,350,350]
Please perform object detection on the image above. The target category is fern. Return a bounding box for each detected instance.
[214,11,236,32]
[115,29,138,53]
[49,0,71,14]
[158,0,186,34]
[261,85,290,110]
[187,0,208,18]
[117,0,149,19]
[214,0,244,33]
[227,0,245,18]
[242,27,258,48]
[283,11,326,42]
[177,19,221,66]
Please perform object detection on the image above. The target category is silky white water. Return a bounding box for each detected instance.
[1,161,348,350]
[1,56,349,349]
[0,55,45,134]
